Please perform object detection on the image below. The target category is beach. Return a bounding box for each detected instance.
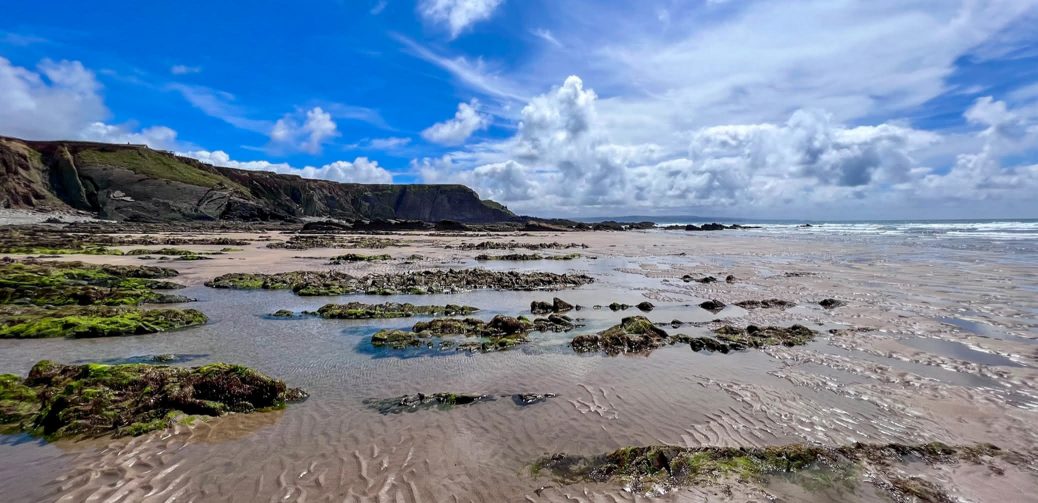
[1,225,1037,502]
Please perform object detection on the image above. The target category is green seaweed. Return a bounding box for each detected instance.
[315,302,478,319]
[0,306,208,339]
[533,442,1006,497]
[0,360,307,439]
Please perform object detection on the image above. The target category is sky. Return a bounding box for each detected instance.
[2,0,1038,220]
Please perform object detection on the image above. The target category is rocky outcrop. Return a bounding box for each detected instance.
[0,137,516,223]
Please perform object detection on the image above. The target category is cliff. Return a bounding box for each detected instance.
[0,137,516,223]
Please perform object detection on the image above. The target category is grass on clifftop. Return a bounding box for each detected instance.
[76,148,243,190]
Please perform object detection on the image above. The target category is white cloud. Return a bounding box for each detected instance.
[168,83,272,133]
[418,0,503,38]
[170,65,201,75]
[184,150,394,184]
[419,76,1038,218]
[531,28,562,48]
[393,34,527,102]
[421,100,489,145]
[368,136,411,149]
[371,0,388,15]
[270,106,339,154]
[0,56,179,149]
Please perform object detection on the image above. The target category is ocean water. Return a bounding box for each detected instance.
[658,219,1038,241]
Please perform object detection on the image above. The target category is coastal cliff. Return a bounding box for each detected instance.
[0,137,516,223]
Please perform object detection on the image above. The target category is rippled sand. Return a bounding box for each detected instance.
[1,229,1036,502]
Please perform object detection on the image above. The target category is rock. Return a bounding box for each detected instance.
[699,300,726,313]
[0,305,208,339]
[682,275,718,283]
[301,220,351,232]
[315,302,477,319]
[608,302,630,311]
[734,299,795,309]
[328,253,392,264]
[456,241,587,251]
[364,393,494,414]
[725,274,736,283]
[684,336,733,353]
[571,316,670,355]
[206,269,595,296]
[512,393,558,406]
[372,313,573,353]
[271,309,295,318]
[532,442,1007,497]
[712,324,816,348]
[0,360,305,439]
[531,297,573,314]
[636,301,655,311]
[435,220,469,231]
[475,253,581,261]
[819,298,847,309]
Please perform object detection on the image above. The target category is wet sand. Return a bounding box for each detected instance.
[1,229,1036,501]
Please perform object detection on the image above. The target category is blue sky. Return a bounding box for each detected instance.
[2,0,1038,219]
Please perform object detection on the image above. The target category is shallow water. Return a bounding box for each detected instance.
[1,230,1037,501]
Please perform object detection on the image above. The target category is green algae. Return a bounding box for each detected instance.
[205,269,594,296]
[328,253,392,263]
[371,314,572,352]
[570,316,670,354]
[712,324,816,348]
[315,302,478,319]
[533,442,1008,498]
[0,306,208,339]
[0,360,307,439]
[0,245,123,255]
[0,259,185,307]
[474,253,582,261]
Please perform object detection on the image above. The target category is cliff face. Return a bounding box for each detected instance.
[0,137,516,223]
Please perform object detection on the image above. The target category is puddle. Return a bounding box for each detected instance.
[902,336,1023,367]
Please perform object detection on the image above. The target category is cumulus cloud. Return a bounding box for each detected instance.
[270,106,339,154]
[421,100,489,145]
[418,0,503,38]
[419,76,1038,217]
[184,150,394,184]
[0,56,180,149]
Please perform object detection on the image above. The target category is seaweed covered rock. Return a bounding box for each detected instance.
[475,253,581,261]
[328,253,392,264]
[206,269,594,296]
[0,361,307,439]
[819,298,847,309]
[571,316,670,355]
[712,324,816,349]
[266,235,401,250]
[315,302,477,319]
[0,258,186,306]
[454,241,587,251]
[533,442,1008,500]
[0,305,208,339]
[371,314,574,352]
[699,300,726,313]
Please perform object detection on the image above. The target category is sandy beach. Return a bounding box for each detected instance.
[1,225,1036,502]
